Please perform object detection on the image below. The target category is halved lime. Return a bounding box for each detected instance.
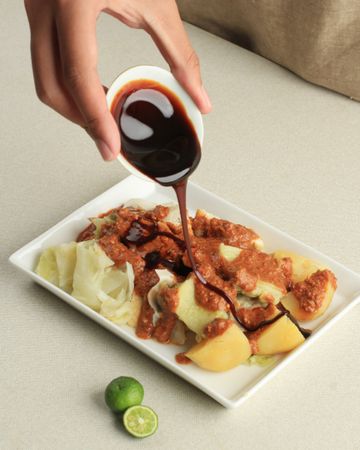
[123,405,158,438]
[105,376,144,413]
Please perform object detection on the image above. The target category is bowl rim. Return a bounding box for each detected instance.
[106,65,204,182]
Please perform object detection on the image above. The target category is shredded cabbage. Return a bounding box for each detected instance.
[37,240,138,325]
[36,247,59,286]
[71,240,114,311]
[99,262,137,325]
[54,242,77,292]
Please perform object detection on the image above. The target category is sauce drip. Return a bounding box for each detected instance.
[111,80,310,338]
[121,219,185,249]
[277,303,311,338]
[144,251,192,277]
[175,181,245,329]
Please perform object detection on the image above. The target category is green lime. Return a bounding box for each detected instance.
[105,376,144,413]
[123,405,158,438]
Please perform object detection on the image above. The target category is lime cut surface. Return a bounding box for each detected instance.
[105,376,144,413]
[123,405,158,438]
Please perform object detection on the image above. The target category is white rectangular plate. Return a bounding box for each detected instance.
[9,175,360,408]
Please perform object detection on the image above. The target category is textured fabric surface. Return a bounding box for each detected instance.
[1,2,360,449]
[178,0,360,100]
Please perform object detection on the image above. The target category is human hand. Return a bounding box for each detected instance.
[24,0,212,161]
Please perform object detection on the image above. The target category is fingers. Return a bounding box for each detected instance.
[55,1,120,160]
[26,1,84,125]
[144,1,212,114]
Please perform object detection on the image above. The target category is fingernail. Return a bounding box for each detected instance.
[201,85,212,112]
[95,139,116,161]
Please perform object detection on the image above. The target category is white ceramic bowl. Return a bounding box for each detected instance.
[106,65,204,182]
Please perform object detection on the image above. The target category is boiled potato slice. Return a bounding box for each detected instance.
[281,270,336,321]
[186,323,251,372]
[273,250,326,283]
[176,277,228,336]
[249,315,305,355]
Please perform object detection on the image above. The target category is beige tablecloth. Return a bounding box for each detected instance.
[1,2,360,449]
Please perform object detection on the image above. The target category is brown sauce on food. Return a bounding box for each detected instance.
[221,250,289,294]
[144,251,191,277]
[76,223,96,242]
[292,270,337,313]
[192,212,260,248]
[194,277,234,311]
[134,269,159,299]
[161,286,180,312]
[237,303,279,330]
[77,202,313,339]
[175,352,192,365]
[99,234,143,269]
[136,299,155,339]
[153,312,177,343]
[205,318,233,338]
[278,257,293,289]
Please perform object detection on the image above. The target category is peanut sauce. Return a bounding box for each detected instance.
[76,223,96,242]
[175,352,192,365]
[192,212,260,248]
[237,303,279,330]
[204,318,233,338]
[293,269,337,313]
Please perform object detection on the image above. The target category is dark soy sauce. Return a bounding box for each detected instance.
[111,80,310,337]
[112,79,201,185]
[111,79,245,327]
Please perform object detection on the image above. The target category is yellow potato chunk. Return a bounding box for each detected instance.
[281,270,336,321]
[249,315,305,355]
[273,250,326,283]
[186,323,251,372]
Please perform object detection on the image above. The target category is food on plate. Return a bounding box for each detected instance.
[273,251,337,320]
[273,250,325,283]
[36,200,337,372]
[247,314,305,355]
[185,320,251,372]
[192,209,264,250]
[175,276,228,336]
[280,270,337,321]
